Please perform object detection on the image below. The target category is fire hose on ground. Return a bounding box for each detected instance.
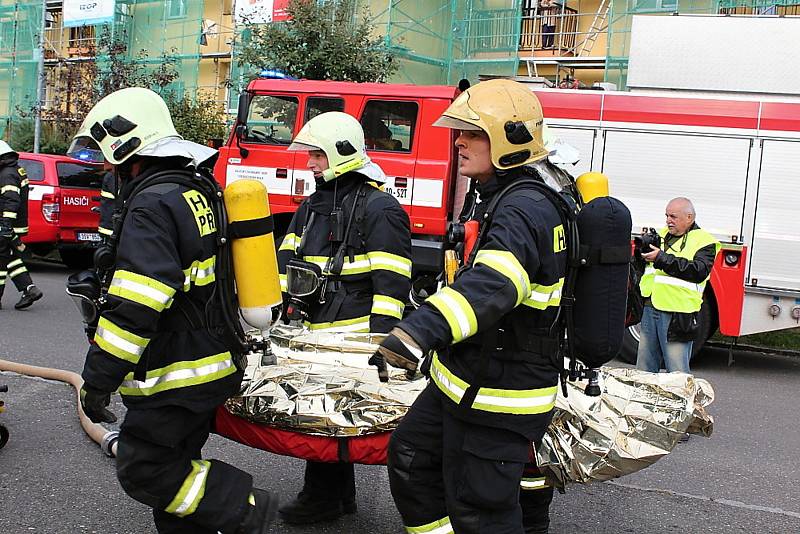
[0,358,119,457]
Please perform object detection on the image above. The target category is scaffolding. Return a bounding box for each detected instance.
[0,0,220,138]
[366,0,522,85]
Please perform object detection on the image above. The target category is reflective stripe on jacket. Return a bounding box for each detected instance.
[276,172,412,334]
[0,161,29,234]
[398,173,566,440]
[82,165,242,411]
[640,227,720,313]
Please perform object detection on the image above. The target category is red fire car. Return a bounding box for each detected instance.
[16,153,104,269]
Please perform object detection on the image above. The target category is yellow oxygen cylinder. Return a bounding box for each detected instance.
[576,172,609,204]
[444,250,458,286]
[223,179,282,332]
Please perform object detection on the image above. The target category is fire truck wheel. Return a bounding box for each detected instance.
[0,424,8,449]
[617,299,713,365]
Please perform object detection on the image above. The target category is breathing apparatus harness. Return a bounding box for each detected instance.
[457,169,600,397]
[284,177,378,322]
[66,165,253,370]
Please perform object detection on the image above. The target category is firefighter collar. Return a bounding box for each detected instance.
[137,136,217,168]
[357,161,387,183]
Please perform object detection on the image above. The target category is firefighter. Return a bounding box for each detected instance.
[276,111,412,524]
[0,140,43,311]
[69,87,278,534]
[369,79,565,533]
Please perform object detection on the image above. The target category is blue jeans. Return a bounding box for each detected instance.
[636,305,692,373]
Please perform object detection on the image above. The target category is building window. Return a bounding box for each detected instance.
[167,0,187,19]
[633,0,678,12]
[360,100,418,152]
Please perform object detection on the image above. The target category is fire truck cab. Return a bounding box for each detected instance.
[214,79,460,274]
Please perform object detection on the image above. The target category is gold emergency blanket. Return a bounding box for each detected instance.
[537,367,714,485]
[225,326,422,437]
[226,327,715,483]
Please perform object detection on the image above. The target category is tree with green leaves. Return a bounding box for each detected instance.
[236,0,397,83]
[7,28,226,152]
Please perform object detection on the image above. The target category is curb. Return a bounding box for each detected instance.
[704,341,800,359]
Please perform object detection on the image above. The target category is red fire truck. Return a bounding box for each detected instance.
[215,78,800,362]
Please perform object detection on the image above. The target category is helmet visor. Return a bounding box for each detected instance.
[287,140,321,152]
[432,115,484,131]
[67,136,105,163]
[285,259,323,297]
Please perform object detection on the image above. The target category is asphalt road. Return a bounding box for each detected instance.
[1,261,799,534]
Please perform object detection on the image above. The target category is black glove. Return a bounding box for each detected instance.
[368,327,423,382]
[80,384,117,424]
[0,224,12,240]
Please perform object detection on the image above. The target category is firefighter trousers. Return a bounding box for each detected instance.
[0,237,32,298]
[116,405,253,534]
[388,385,546,534]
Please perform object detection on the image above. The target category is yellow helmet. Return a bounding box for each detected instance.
[433,79,548,170]
[287,111,370,182]
[68,87,179,165]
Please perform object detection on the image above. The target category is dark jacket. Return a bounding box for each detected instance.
[399,170,568,441]
[0,155,30,235]
[277,172,412,333]
[98,171,117,239]
[82,162,242,411]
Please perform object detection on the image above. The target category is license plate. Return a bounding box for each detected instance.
[77,232,101,242]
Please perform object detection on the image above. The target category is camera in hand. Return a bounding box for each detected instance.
[636,227,661,254]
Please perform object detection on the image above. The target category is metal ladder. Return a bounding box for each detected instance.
[575,0,609,57]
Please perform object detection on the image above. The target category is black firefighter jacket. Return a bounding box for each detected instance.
[0,157,30,235]
[82,162,243,411]
[98,171,116,239]
[399,172,568,441]
[277,172,412,334]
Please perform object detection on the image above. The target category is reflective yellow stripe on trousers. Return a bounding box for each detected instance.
[406,516,454,534]
[164,459,210,517]
[430,354,557,415]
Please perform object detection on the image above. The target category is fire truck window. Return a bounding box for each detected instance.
[360,101,418,152]
[17,159,44,182]
[245,95,299,145]
[305,97,345,123]
[57,163,105,189]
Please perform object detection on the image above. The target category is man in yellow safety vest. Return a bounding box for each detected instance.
[637,197,720,373]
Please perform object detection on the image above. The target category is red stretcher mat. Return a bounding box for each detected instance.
[214,405,391,465]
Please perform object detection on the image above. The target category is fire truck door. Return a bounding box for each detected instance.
[600,130,750,241]
[747,140,800,291]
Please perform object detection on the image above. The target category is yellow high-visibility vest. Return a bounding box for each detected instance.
[640,227,720,313]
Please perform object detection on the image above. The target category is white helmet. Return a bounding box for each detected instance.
[68,87,180,165]
[0,140,17,159]
[288,111,370,182]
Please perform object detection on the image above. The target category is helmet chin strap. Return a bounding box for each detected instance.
[320,155,369,182]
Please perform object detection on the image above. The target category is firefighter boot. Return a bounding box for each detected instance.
[278,492,347,524]
[235,488,279,534]
[15,285,43,310]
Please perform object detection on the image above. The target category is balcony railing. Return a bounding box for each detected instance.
[519,5,579,53]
